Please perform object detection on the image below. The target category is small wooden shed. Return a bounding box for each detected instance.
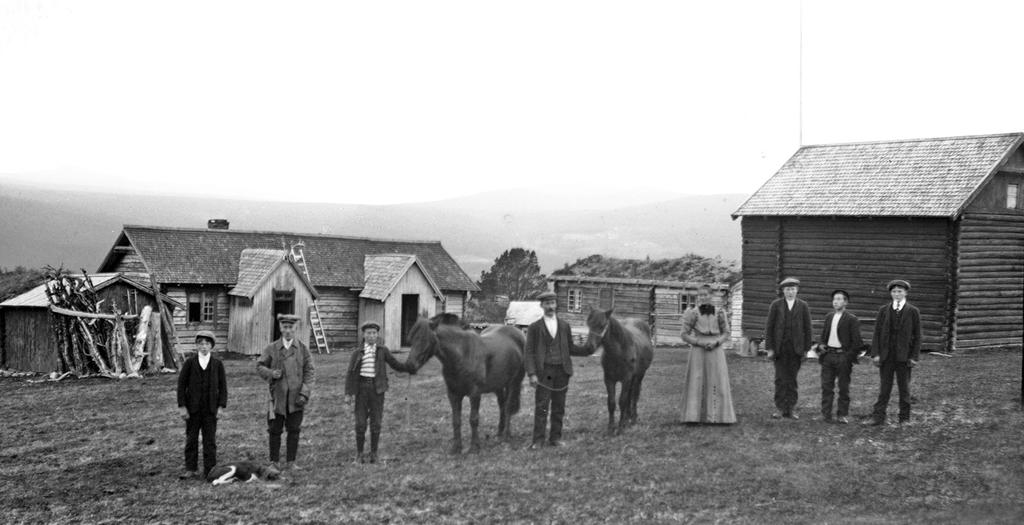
[0,274,180,372]
[358,254,444,348]
[227,249,319,355]
[732,132,1024,352]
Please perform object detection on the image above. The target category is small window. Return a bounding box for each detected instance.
[187,292,216,323]
[598,288,613,309]
[126,289,139,315]
[679,292,697,313]
[1008,183,1019,209]
[567,289,583,313]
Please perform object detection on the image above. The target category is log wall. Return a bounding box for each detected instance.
[552,281,652,335]
[166,286,230,354]
[954,211,1024,351]
[317,287,359,349]
[740,216,952,350]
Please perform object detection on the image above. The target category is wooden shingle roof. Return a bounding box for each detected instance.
[100,225,479,291]
[359,254,443,301]
[732,132,1024,218]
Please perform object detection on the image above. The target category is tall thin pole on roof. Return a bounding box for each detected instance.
[798,0,804,146]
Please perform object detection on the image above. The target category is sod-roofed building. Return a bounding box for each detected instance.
[98,223,478,353]
[733,132,1024,352]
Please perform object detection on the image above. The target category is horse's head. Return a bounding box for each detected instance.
[586,308,614,353]
[406,317,440,371]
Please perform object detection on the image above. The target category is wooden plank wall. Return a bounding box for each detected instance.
[954,212,1024,351]
[741,216,952,350]
[109,249,149,279]
[226,263,314,355]
[554,281,652,336]
[653,288,683,344]
[382,264,438,348]
[166,287,230,354]
[317,287,359,349]
[444,292,465,316]
[1,308,59,372]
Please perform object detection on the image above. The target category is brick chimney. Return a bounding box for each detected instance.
[207,219,230,230]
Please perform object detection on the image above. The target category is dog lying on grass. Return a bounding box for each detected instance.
[206,461,281,485]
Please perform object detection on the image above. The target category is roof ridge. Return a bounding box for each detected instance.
[121,224,444,245]
[800,131,1024,149]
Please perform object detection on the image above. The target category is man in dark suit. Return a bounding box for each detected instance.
[865,280,921,426]
[765,277,813,419]
[814,290,864,424]
[177,330,228,480]
[525,290,593,449]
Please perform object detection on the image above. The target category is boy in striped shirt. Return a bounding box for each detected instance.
[344,321,414,463]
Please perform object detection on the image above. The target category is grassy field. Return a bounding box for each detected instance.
[1,347,1021,524]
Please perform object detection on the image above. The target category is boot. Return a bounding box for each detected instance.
[356,432,366,463]
[369,432,380,464]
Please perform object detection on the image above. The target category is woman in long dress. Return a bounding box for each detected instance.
[679,285,736,424]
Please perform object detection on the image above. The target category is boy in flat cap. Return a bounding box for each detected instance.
[177,331,227,480]
[864,280,921,426]
[814,290,864,424]
[256,313,315,471]
[764,277,812,419]
[525,290,594,448]
[345,321,414,463]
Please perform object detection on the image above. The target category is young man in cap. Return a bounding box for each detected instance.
[864,280,921,427]
[525,290,594,449]
[815,290,864,424]
[256,313,315,471]
[764,277,813,419]
[177,330,228,480]
[345,321,414,463]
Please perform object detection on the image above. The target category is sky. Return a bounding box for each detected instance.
[1,0,1022,205]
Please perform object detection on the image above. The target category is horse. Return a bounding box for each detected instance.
[405,314,526,454]
[585,308,654,435]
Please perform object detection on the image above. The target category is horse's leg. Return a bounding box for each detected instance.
[605,379,617,436]
[469,394,482,453]
[448,392,463,455]
[629,373,646,425]
[496,388,509,440]
[617,376,632,434]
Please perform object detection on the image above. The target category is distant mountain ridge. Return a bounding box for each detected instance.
[0,181,745,280]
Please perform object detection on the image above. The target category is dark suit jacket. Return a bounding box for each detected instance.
[177,355,227,415]
[818,311,865,360]
[764,297,813,358]
[870,302,922,362]
[524,317,591,377]
[345,344,410,396]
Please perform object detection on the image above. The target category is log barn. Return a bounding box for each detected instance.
[732,132,1024,352]
[97,223,478,353]
[0,273,181,372]
[547,275,730,345]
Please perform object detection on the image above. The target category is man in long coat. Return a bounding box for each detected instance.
[256,314,315,470]
[765,277,813,419]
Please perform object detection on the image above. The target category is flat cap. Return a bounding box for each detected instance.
[831,289,850,300]
[276,313,301,324]
[887,279,911,291]
[359,321,381,332]
[778,277,800,288]
[195,330,216,344]
[536,291,557,301]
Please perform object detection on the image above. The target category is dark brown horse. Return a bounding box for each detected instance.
[585,309,654,435]
[405,314,526,454]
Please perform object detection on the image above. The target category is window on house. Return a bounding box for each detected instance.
[187,292,216,323]
[679,292,698,313]
[567,289,583,313]
[598,288,613,309]
[126,289,139,315]
[1008,183,1019,209]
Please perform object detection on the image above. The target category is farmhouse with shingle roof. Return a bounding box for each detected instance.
[733,132,1024,352]
[98,223,478,353]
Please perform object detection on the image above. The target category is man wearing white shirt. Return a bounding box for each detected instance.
[815,290,864,424]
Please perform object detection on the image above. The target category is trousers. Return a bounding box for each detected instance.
[354,379,385,453]
[872,359,912,421]
[533,364,570,443]
[184,410,217,474]
[773,343,802,413]
[819,352,853,417]
[268,410,304,462]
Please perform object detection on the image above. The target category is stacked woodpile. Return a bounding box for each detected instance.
[42,267,181,378]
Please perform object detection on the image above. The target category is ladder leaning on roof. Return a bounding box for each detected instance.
[290,242,330,354]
